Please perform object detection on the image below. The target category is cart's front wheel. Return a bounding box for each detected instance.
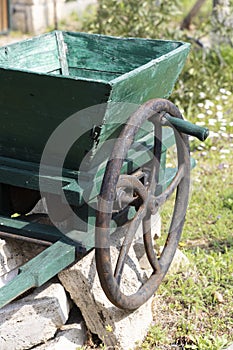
[95,99,190,310]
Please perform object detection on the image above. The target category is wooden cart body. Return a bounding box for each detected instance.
[0,31,194,308]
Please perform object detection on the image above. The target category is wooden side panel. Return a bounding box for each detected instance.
[0,32,60,74]
[99,44,190,143]
[0,69,110,168]
[63,31,183,75]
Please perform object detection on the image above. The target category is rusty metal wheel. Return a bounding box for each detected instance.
[95,98,191,310]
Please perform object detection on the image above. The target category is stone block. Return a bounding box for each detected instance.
[59,246,153,350]
[165,248,191,277]
[34,320,87,350]
[0,281,71,350]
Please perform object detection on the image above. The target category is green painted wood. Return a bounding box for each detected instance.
[0,30,189,172]
[0,240,76,308]
[0,32,60,74]
[55,31,69,76]
[99,45,190,145]
[0,67,110,167]
[0,215,69,243]
[0,157,84,205]
[63,31,184,76]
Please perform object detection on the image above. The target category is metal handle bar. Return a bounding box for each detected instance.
[162,114,209,141]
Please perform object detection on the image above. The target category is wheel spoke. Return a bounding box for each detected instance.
[143,214,161,272]
[114,203,147,284]
[154,163,185,208]
[145,120,162,194]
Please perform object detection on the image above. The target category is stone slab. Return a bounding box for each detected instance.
[59,246,153,350]
[35,314,87,350]
[0,281,71,350]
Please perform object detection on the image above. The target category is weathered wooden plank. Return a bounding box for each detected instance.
[63,31,184,75]
[97,45,190,145]
[55,31,69,76]
[68,67,121,81]
[0,68,110,167]
[0,215,66,242]
[0,158,84,205]
[0,32,60,74]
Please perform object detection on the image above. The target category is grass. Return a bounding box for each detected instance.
[139,90,233,349]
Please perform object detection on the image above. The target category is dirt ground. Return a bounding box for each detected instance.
[0,33,31,47]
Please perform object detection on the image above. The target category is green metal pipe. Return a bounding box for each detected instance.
[162,114,209,141]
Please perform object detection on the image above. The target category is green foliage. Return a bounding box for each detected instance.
[172,45,233,126]
[223,192,233,211]
[82,0,182,38]
[139,325,168,348]
[212,0,233,46]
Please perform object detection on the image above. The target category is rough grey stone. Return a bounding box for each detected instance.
[166,248,191,276]
[0,281,71,350]
[59,245,153,350]
[34,308,87,350]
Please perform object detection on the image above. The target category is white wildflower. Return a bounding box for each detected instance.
[204,100,214,109]
[216,105,223,111]
[220,126,226,131]
[216,111,223,119]
[220,88,227,94]
[220,149,230,154]
[207,110,213,115]
[220,154,226,159]
[215,95,221,101]
[229,122,233,127]
[209,131,219,138]
[226,90,232,96]
[196,121,205,126]
[220,132,228,138]
[198,103,204,108]
[208,119,217,125]
[211,146,217,151]
[197,113,205,119]
[199,92,206,99]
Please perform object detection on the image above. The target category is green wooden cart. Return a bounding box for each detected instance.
[0,30,208,310]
